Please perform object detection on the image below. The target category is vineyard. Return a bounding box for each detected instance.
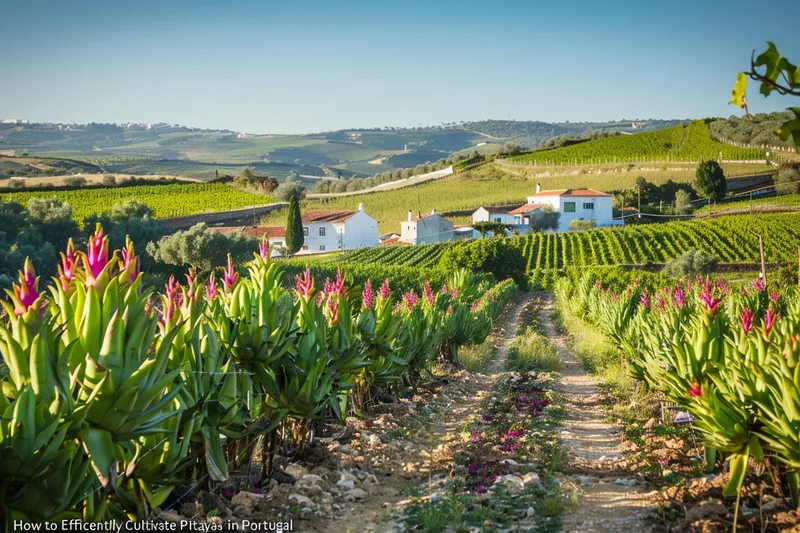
[506,122,766,165]
[330,214,800,275]
[695,193,800,215]
[1,183,271,221]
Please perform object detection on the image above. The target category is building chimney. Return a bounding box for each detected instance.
[536,183,541,193]
[358,203,364,211]
[408,210,413,222]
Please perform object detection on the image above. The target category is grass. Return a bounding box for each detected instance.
[457,339,496,372]
[506,327,562,373]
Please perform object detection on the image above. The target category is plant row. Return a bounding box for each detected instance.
[0,226,516,526]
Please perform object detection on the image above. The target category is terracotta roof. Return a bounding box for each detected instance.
[207,226,286,239]
[619,206,639,212]
[380,236,410,245]
[508,203,546,214]
[302,210,356,223]
[528,188,611,198]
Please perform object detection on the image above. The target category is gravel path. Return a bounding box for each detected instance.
[538,293,656,533]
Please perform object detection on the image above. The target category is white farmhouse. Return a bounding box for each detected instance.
[206,203,378,254]
[471,204,547,234]
[400,210,454,245]
[525,185,615,232]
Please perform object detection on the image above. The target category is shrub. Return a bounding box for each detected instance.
[458,339,495,372]
[507,327,562,372]
[661,249,719,278]
[63,176,88,187]
[102,175,117,186]
[274,181,306,202]
[674,189,693,215]
[773,163,800,196]
[694,160,726,201]
[569,219,595,231]
[439,238,526,285]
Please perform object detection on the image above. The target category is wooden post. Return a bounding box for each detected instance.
[759,235,767,286]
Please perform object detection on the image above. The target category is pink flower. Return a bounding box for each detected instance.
[423,282,435,305]
[362,279,373,310]
[118,237,140,282]
[769,292,780,304]
[741,308,754,334]
[327,297,340,324]
[699,287,723,316]
[13,258,39,315]
[403,290,419,311]
[470,299,481,313]
[594,280,602,289]
[259,240,269,260]
[764,309,778,336]
[447,305,453,314]
[633,278,640,287]
[672,285,686,309]
[223,255,238,293]
[688,379,704,398]
[58,240,77,291]
[85,224,109,278]
[379,278,390,299]
[751,278,767,292]
[451,287,458,299]
[640,290,649,308]
[655,296,666,312]
[205,272,218,301]
[295,268,314,301]
[440,283,448,295]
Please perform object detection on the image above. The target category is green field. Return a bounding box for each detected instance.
[327,214,800,276]
[1,183,271,222]
[267,161,773,234]
[507,122,765,165]
[696,193,800,214]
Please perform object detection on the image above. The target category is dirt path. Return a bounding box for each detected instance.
[323,293,532,533]
[538,293,656,533]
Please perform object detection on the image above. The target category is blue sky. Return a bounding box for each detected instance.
[2,0,799,133]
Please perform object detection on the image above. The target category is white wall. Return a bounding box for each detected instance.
[401,213,454,244]
[342,210,379,250]
[301,222,340,252]
[556,196,613,232]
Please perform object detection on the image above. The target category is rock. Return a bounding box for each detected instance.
[364,474,379,484]
[577,475,598,486]
[320,492,334,504]
[501,459,521,469]
[761,496,785,512]
[615,477,638,487]
[305,484,324,496]
[285,463,309,479]
[288,493,314,507]
[684,499,728,523]
[339,471,357,482]
[502,475,525,495]
[301,474,325,485]
[179,502,205,519]
[337,480,355,489]
[522,472,541,488]
[230,491,261,515]
[369,434,382,447]
[300,507,313,515]
[526,506,535,518]
[430,492,446,503]
[643,417,657,430]
[345,488,367,501]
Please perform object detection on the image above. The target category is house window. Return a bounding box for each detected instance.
[302,245,309,251]
[493,217,502,223]
[303,227,309,236]
[564,202,576,213]
[319,227,326,236]
[319,245,326,251]
[583,202,594,210]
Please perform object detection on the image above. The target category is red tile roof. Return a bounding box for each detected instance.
[508,203,545,214]
[380,236,410,245]
[302,210,357,223]
[528,188,611,198]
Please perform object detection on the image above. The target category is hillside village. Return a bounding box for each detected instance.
[207,186,620,255]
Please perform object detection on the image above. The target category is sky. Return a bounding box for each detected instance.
[2,0,799,134]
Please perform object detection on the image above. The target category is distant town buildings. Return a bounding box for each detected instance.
[1,119,28,124]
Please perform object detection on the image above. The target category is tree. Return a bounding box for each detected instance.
[773,162,800,195]
[662,250,719,278]
[63,176,87,187]
[111,200,154,221]
[274,181,306,202]
[146,222,254,271]
[674,189,694,215]
[730,42,800,151]
[102,175,117,186]
[533,205,560,232]
[284,197,304,255]
[472,221,509,237]
[26,198,79,246]
[501,142,521,155]
[694,160,727,201]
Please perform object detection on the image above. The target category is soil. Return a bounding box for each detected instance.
[538,293,656,533]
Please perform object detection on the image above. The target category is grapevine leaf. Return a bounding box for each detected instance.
[729,72,747,106]
[775,108,800,150]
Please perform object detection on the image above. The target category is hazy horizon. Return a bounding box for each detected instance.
[3,0,799,134]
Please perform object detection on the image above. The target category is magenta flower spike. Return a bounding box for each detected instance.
[223,254,238,293]
[423,282,435,305]
[205,272,218,301]
[741,308,755,334]
[379,278,390,299]
[769,292,780,304]
[403,290,419,311]
[672,285,686,309]
[751,278,767,292]
[470,299,481,313]
[259,240,269,260]
[13,258,39,316]
[327,297,340,324]
[640,289,649,308]
[362,279,373,310]
[86,224,109,278]
[295,268,314,301]
[764,309,778,336]
[57,239,78,291]
[440,283,448,295]
[119,237,140,281]
[688,379,704,398]
[699,287,723,316]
